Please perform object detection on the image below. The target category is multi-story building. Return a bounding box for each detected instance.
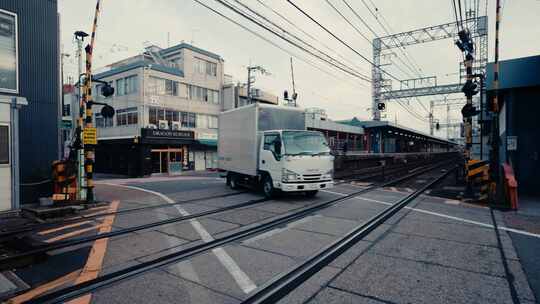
[90,43,224,176]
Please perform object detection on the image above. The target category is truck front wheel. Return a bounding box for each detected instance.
[262,176,275,198]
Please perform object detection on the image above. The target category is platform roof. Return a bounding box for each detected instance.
[337,118,457,145]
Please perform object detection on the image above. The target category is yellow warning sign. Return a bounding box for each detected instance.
[83,127,97,145]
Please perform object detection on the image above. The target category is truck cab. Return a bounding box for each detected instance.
[258,130,334,197]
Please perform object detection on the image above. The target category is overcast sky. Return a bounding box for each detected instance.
[58,0,540,137]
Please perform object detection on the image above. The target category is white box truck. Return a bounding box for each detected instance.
[218,103,334,198]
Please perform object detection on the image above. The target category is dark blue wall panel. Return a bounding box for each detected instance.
[0,0,59,202]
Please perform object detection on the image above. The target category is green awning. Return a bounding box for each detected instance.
[198,139,217,147]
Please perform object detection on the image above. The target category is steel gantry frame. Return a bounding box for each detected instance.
[372,15,488,120]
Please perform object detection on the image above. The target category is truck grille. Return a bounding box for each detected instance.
[302,174,322,181]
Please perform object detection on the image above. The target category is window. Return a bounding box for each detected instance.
[95,84,103,100]
[0,126,9,164]
[263,134,280,152]
[116,107,138,126]
[116,78,125,96]
[187,84,219,104]
[95,114,113,128]
[125,75,138,94]
[180,112,196,128]
[148,76,178,96]
[197,114,208,129]
[188,113,196,128]
[181,112,189,128]
[209,115,218,129]
[194,58,217,77]
[115,75,138,96]
[206,61,217,77]
[149,107,158,125]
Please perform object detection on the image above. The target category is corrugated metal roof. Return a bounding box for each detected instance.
[94,60,184,79]
[486,55,540,91]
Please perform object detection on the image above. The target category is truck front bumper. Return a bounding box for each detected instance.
[277,180,334,192]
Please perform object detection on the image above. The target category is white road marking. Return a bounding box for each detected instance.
[321,190,540,239]
[103,183,257,294]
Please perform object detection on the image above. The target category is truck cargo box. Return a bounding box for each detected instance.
[218,103,305,176]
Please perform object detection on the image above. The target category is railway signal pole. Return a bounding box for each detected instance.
[81,0,103,202]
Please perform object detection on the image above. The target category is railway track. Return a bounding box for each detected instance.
[23,160,456,304]
[0,157,456,270]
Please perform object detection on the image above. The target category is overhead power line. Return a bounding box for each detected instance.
[323,0,429,118]
[190,0,367,89]
[208,0,372,82]
[286,0,401,83]
[230,0,369,76]
[254,0,367,74]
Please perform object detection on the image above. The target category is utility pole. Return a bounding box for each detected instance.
[74,30,88,201]
[489,0,502,196]
[246,65,268,104]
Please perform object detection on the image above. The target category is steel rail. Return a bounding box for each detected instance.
[241,166,457,304]
[24,161,452,304]
[0,191,247,238]
[0,196,268,268]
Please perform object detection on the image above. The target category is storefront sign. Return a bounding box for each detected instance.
[0,10,18,93]
[141,128,194,140]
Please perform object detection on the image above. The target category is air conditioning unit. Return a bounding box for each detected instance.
[147,124,158,129]
[171,121,181,130]
[158,120,169,130]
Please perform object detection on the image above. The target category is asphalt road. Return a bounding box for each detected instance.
[7,172,539,304]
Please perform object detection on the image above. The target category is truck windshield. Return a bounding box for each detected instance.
[282,131,331,156]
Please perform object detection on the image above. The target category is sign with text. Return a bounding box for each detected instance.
[141,128,194,140]
[0,10,18,93]
[83,127,97,145]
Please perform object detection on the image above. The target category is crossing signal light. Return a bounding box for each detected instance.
[461,103,480,118]
[101,83,115,97]
[377,102,386,111]
[462,80,479,98]
[455,30,474,53]
[100,104,115,118]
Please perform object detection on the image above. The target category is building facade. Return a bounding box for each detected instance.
[0,1,60,205]
[486,55,540,200]
[89,43,224,176]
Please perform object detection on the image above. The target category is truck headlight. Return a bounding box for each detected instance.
[282,169,300,182]
[322,169,333,180]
